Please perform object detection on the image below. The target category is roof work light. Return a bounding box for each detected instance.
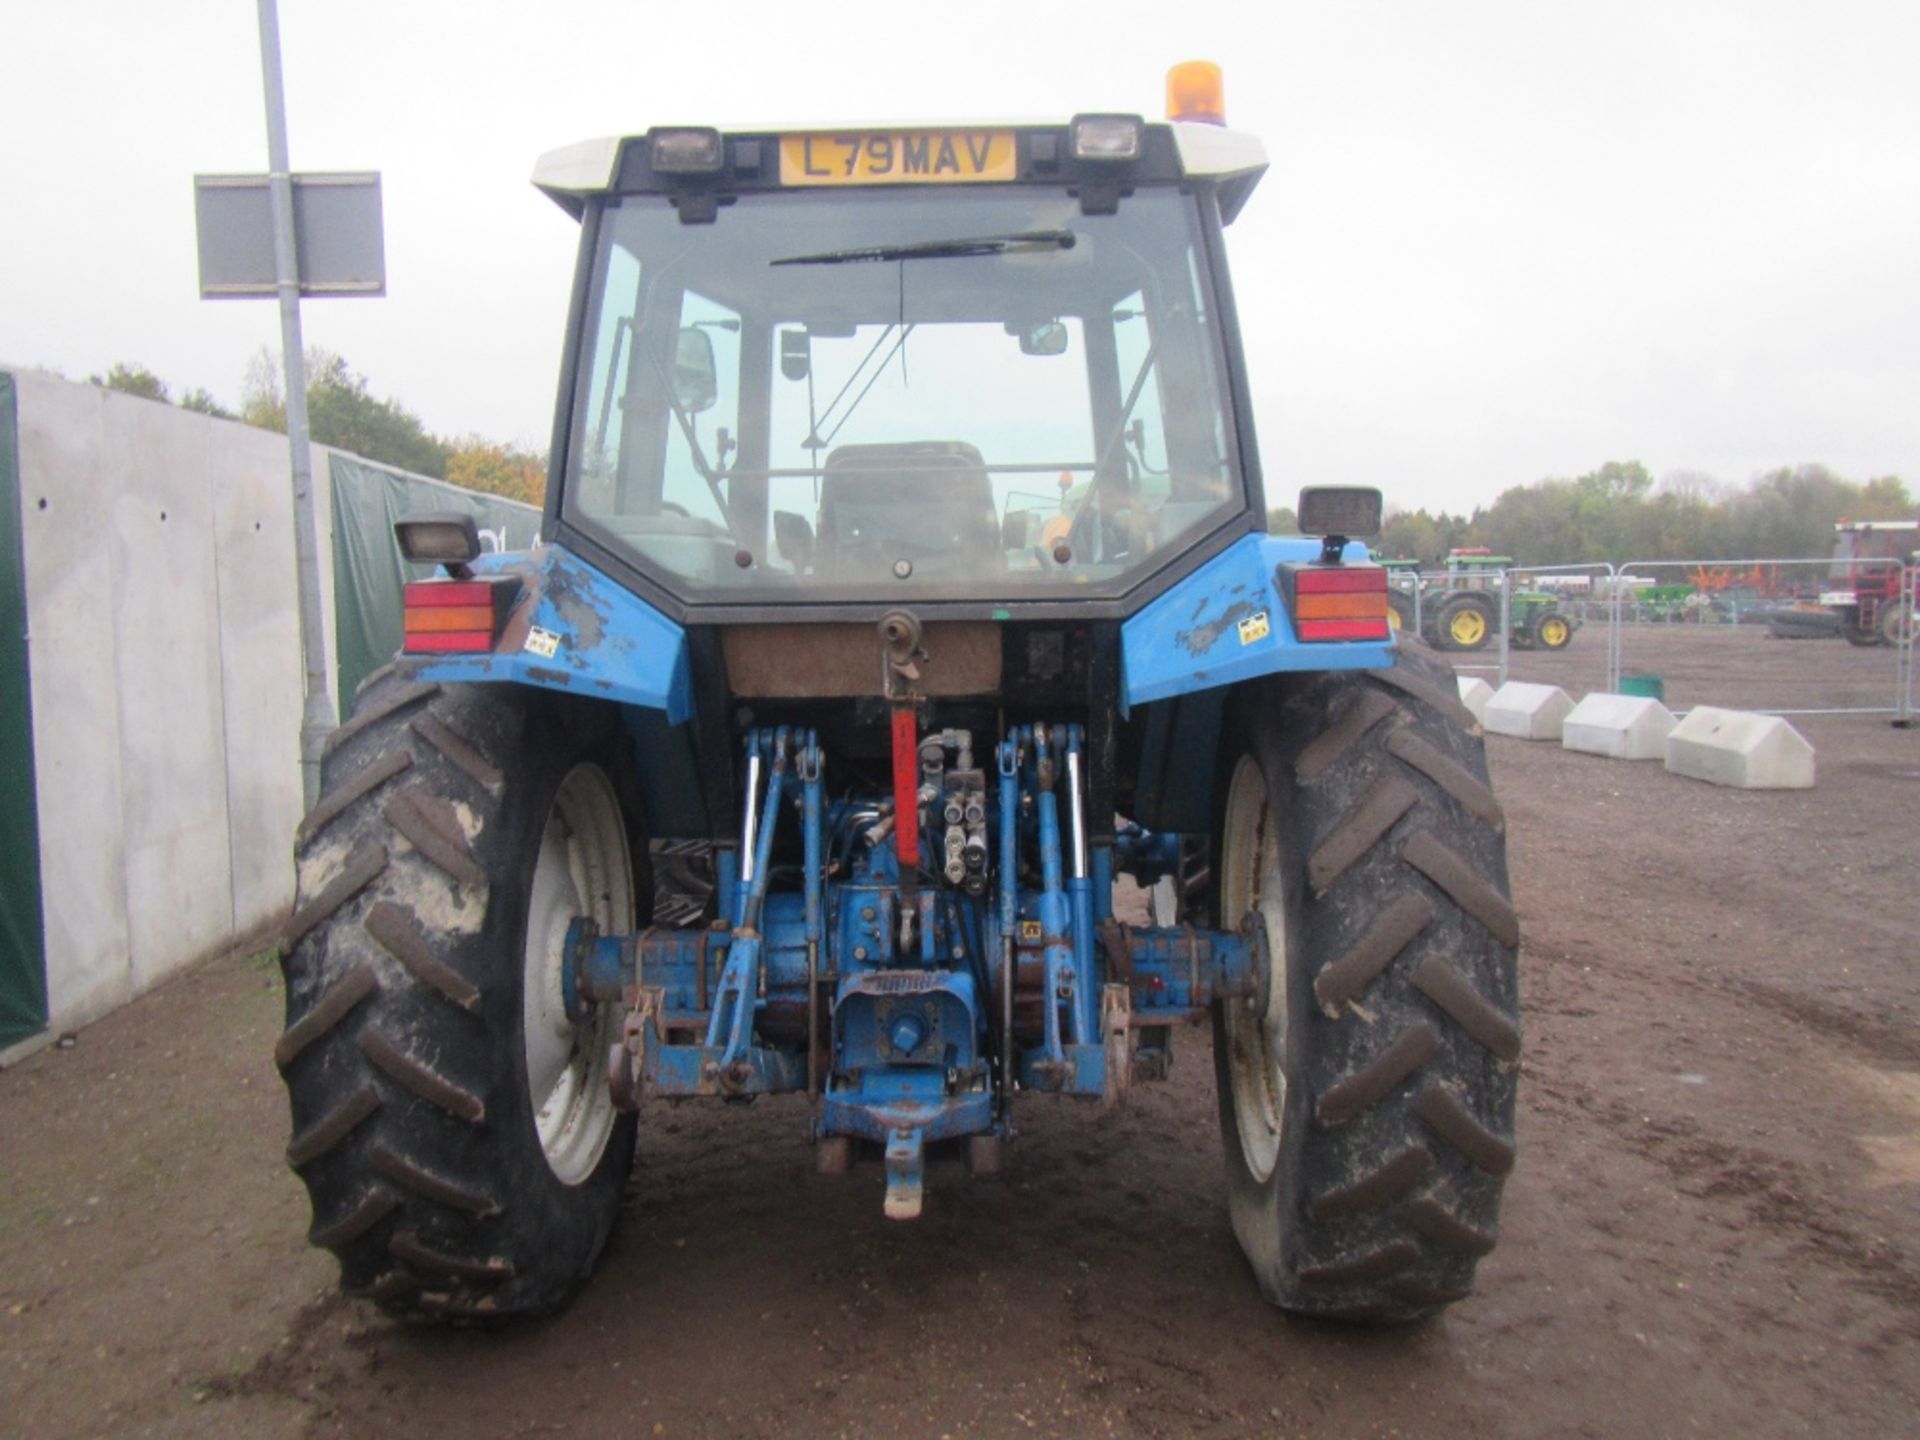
[395,511,482,568]
[648,128,725,174]
[1069,114,1144,161]
[1166,60,1226,125]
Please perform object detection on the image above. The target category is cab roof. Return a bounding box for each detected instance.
[531,120,1267,224]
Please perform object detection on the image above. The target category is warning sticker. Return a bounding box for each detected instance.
[1237,611,1271,645]
[1018,920,1043,943]
[524,626,561,659]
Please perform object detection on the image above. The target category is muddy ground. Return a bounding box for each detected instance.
[3,628,1917,1439]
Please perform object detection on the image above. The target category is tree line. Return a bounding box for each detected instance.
[87,361,1915,559]
[1273,460,1913,566]
[87,354,546,508]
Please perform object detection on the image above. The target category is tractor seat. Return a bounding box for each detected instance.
[817,442,1000,579]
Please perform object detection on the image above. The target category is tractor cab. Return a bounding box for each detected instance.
[535,106,1269,614]
[1441,548,1513,587]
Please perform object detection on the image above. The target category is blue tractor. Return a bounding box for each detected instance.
[276,69,1519,1325]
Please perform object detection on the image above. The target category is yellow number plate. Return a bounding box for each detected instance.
[779,131,1017,186]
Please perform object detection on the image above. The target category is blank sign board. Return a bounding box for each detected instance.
[194,172,385,298]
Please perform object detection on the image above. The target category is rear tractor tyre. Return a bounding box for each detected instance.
[1211,641,1519,1322]
[277,671,645,1320]
[1438,597,1494,652]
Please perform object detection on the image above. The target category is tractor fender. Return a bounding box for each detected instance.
[1119,534,1398,713]
[410,544,694,723]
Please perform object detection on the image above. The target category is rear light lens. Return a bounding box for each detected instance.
[1287,564,1391,642]
[402,579,517,655]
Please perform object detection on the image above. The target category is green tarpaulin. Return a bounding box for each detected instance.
[0,374,48,1048]
[326,454,541,711]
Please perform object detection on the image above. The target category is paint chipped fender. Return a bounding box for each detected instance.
[1118,533,1397,712]
[410,545,693,722]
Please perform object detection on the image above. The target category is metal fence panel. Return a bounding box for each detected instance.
[1394,561,1616,697]
[1609,557,1910,716]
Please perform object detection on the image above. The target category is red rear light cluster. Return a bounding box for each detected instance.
[402,579,517,654]
[1288,565,1391,642]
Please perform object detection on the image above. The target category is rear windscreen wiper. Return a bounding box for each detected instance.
[771,230,1076,267]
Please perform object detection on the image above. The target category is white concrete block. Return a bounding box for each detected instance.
[212,418,303,932]
[16,372,133,1029]
[1482,681,1575,740]
[15,374,302,1033]
[103,391,234,993]
[1456,676,1494,723]
[1665,707,1815,789]
[1562,693,1677,761]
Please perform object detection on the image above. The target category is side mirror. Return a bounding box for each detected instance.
[1011,320,1069,356]
[773,509,815,569]
[779,328,811,381]
[672,327,719,414]
[1001,510,1031,550]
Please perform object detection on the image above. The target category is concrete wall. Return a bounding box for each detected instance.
[11,370,320,1035]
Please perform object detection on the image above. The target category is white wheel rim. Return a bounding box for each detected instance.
[1220,754,1288,1183]
[522,763,632,1186]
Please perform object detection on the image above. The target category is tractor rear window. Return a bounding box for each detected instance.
[562,187,1244,604]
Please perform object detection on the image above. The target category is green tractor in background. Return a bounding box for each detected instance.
[1380,549,1578,653]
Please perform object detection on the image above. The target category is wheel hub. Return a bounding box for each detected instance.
[522,764,632,1186]
[1220,754,1287,1183]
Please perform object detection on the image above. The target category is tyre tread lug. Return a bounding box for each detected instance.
[296,749,414,845]
[284,842,389,949]
[1365,665,1478,730]
[383,789,488,888]
[1294,690,1396,782]
[1307,1147,1435,1220]
[389,1229,515,1283]
[1410,953,1522,1061]
[364,901,482,1011]
[358,1027,487,1123]
[275,962,380,1069]
[1313,892,1432,1012]
[368,1141,499,1216]
[1298,1240,1421,1287]
[1404,1192,1496,1256]
[323,680,439,756]
[286,1083,381,1168]
[309,1187,399,1250]
[1316,1022,1441,1126]
[1385,726,1505,831]
[1399,830,1521,949]
[1415,1084,1516,1175]
[411,711,505,792]
[1307,774,1421,895]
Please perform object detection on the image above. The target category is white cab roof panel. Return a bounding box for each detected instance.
[533,121,1268,221]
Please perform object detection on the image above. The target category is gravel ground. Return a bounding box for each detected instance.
[2,629,1915,1439]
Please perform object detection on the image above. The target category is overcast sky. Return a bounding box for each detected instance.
[4,0,1916,516]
